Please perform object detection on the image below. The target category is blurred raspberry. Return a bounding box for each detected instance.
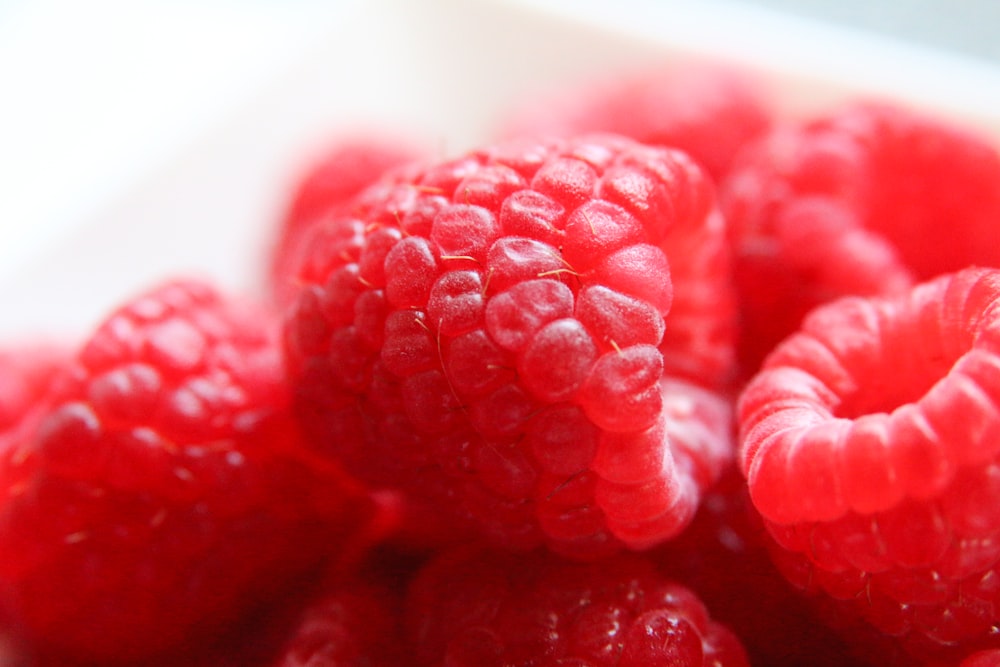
[654,468,863,666]
[720,101,1000,373]
[405,544,749,667]
[500,61,773,181]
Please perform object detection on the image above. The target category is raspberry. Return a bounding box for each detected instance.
[721,102,1000,373]
[267,574,405,667]
[737,268,1000,660]
[283,134,738,556]
[0,631,29,667]
[269,137,422,306]
[405,545,749,667]
[0,280,384,665]
[0,343,68,441]
[961,649,1000,667]
[499,62,773,180]
[654,469,862,667]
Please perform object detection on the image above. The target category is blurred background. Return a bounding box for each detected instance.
[1,0,999,335]
[743,0,1000,62]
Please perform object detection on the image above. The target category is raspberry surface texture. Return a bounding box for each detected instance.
[283,133,738,556]
[405,545,749,667]
[269,136,422,306]
[720,102,1000,373]
[654,469,862,667]
[738,267,1000,661]
[500,62,773,180]
[0,280,381,665]
[267,573,405,667]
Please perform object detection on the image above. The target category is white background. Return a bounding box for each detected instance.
[2,0,1000,338]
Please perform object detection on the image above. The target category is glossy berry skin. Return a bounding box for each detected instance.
[960,650,1000,667]
[283,134,738,556]
[0,280,381,665]
[720,102,1000,373]
[738,268,1000,661]
[500,63,772,181]
[269,137,422,307]
[654,468,862,667]
[405,545,749,667]
[267,576,405,667]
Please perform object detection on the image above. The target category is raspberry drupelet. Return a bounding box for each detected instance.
[283,133,738,557]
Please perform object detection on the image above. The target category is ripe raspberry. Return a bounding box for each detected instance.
[267,568,406,667]
[283,134,738,556]
[500,62,773,180]
[961,649,1000,667]
[269,136,422,306]
[0,631,29,667]
[654,469,861,667]
[721,101,1000,373]
[0,280,384,665]
[405,545,749,667]
[737,267,1000,660]
[0,343,68,440]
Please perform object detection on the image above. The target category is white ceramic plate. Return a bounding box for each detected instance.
[2,0,999,340]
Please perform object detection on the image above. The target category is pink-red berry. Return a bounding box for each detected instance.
[960,649,1000,667]
[405,545,749,667]
[721,102,1000,373]
[738,267,1000,660]
[283,134,738,556]
[0,280,383,664]
[500,62,772,180]
[654,469,862,667]
[267,574,406,667]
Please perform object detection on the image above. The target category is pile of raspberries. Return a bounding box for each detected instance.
[3,61,1000,667]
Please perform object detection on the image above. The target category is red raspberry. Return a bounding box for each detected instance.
[267,575,405,667]
[654,469,862,667]
[405,545,749,667]
[721,102,1000,373]
[0,280,384,665]
[737,268,1000,661]
[961,649,1000,667]
[269,136,422,306]
[0,631,30,667]
[283,134,738,556]
[500,62,773,180]
[0,343,68,440]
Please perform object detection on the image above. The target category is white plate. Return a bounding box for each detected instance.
[2,0,1000,340]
